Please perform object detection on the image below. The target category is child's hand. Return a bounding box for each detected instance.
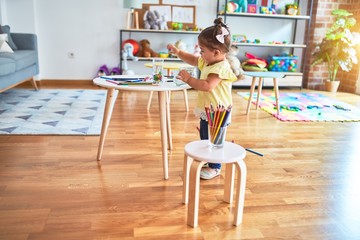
[176,70,191,83]
[167,44,179,55]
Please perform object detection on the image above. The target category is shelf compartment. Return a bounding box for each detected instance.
[233,43,306,48]
[218,12,310,20]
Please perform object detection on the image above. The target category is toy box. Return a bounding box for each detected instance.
[267,55,298,72]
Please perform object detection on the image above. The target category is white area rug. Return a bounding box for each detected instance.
[0,89,107,135]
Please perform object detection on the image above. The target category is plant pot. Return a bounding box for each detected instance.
[324,80,340,92]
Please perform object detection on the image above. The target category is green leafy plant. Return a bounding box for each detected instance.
[312,9,360,81]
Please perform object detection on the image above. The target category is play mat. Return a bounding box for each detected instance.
[238,92,360,122]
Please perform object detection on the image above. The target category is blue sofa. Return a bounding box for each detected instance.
[0,25,39,93]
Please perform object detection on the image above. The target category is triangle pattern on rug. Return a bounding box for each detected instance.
[0,89,107,135]
[238,91,360,122]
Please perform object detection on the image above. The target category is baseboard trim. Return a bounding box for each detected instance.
[16,79,100,89]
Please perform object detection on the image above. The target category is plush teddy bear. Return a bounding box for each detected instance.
[226,45,244,79]
[143,10,160,30]
[137,39,159,58]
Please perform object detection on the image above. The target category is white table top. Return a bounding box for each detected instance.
[93,75,191,92]
[243,71,285,78]
[185,140,246,163]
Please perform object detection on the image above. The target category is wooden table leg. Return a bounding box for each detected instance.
[273,78,280,115]
[147,91,153,110]
[97,88,118,160]
[256,77,264,109]
[183,89,189,112]
[158,91,169,180]
[246,77,257,115]
[166,91,173,150]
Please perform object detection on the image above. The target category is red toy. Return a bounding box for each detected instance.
[122,39,140,56]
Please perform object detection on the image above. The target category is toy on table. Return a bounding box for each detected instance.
[143,10,160,30]
[241,52,268,72]
[226,45,244,79]
[267,53,298,72]
[137,39,159,58]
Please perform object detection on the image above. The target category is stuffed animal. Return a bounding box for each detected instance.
[226,45,244,79]
[228,0,247,13]
[193,44,201,57]
[157,14,168,30]
[137,39,159,58]
[143,10,160,30]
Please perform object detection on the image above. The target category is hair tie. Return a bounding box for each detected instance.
[215,27,229,44]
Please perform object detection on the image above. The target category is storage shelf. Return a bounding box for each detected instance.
[121,29,201,34]
[233,43,306,48]
[218,12,310,20]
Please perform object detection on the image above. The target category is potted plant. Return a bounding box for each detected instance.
[312,9,360,92]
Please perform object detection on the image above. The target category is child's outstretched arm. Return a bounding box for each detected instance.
[177,72,221,92]
[167,44,198,66]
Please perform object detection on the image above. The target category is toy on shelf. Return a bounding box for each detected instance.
[226,45,244,79]
[172,22,183,30]
[122,39,140,56]
[143,10,160,30]
[175,40,187,52]
[122,43,138,75]
[247,0,257,13]
[259,6,276,14]
[241,52,268,72]
[232,34,247,43]
[137,39,159,58]
[97,64,110,77]
[267,53,298,72]
[157,14,168,30]
[227,0,247,13]
[285,4,299,15]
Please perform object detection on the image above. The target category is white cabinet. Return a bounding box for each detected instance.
[216,0,313,87]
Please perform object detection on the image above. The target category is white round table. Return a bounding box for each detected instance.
[93,75,191,180]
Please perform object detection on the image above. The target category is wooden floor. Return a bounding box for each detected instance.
[1,84,360,239]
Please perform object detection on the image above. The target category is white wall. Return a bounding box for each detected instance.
[1,0,299,81]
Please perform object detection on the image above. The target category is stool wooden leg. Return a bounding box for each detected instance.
[246,77,257,115]
[182,155,193,204]
[188,160,206,228]
[147,91,154,110]
[233,160,247,226]
[256,77,264,109]
[273,78,280,115]
[224,163,235,203]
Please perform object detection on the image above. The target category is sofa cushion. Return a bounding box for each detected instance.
[0,57,16,76]
[0,50,37,71]
[0,34,14,53]
[0,25,18,50]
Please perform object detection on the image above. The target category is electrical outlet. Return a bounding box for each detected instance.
[68,52,75,58]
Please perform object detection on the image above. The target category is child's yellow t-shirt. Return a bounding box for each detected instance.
[194,57,237,120]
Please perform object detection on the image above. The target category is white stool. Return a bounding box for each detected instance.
[244,71,285,115]
[182,140,247,227]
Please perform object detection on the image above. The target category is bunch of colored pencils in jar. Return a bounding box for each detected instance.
[205,104,232,147]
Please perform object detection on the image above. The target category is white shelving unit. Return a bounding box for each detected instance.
[119,29,200,73]
[216,0,313,88]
